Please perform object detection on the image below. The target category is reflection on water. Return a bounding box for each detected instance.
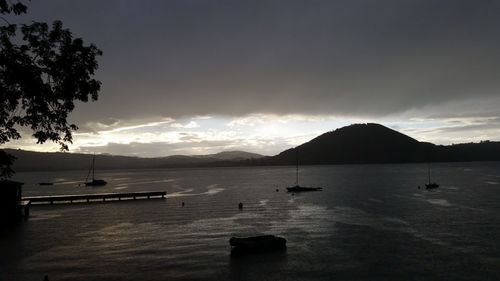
[485,181,499,185]
[426,198,452,207]
[1,163,500,280]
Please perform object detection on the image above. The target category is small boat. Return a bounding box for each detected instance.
[84,154,107,186]
[85,179,107,186]
[229,235,286,254]
[286,148,323,192]
[38,182,54,186]
[425,182,439,189]
[286,185,323,192]
[425,163,439,189]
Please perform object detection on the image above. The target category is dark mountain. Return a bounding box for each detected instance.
[269,123,500,165]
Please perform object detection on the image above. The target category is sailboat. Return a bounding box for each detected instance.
[425,163,439,189]
[286,148,322,192]
[84,154,107,186]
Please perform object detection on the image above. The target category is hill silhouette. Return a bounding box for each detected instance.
[3,123,500,171]
[271,123,432,164]
[269,123,500,165]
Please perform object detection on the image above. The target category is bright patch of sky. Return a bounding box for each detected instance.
[5,114,499,157]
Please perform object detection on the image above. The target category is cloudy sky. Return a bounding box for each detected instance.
[5,0,500,157]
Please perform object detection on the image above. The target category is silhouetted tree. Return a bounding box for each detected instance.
[0,0,102,178]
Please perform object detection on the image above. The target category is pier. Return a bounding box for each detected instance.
[23,191,166,205]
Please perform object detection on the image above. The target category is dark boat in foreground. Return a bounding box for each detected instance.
[229,235,286,254]
[84,154,107,186]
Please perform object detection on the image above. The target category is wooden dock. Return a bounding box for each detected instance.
[23,191,166,205]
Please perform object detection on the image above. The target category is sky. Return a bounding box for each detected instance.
[5,0,500,157]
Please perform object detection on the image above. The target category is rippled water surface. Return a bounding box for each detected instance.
[1,163,500,280]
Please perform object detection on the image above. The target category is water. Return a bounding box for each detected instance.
[1,163,500,280]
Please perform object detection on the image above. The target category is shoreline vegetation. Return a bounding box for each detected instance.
[4,123,500,172]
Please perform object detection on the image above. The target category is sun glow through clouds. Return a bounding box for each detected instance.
[5,112,500,157]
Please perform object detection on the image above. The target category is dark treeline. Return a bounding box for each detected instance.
[4,123,500,172]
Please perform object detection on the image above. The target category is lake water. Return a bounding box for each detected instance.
[1,163,500,280]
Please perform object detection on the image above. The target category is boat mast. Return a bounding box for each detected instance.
[92,153,96,181]
[295,148,299,186]
[85,154,93,183]
[428,162,431,184]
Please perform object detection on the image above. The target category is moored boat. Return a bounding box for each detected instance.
[425,182,439,189]
[425,163,439,189]
[84,154,107,186]
[85,179,107,186]
[286,148,323,192]
[286,185,323,192]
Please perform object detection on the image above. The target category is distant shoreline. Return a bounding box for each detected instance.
[11,160,500,173]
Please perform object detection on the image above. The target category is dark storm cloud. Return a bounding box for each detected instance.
[24,0,500,122]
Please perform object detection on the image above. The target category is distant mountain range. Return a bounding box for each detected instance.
[4,150,264,171]
[3,123,500,171]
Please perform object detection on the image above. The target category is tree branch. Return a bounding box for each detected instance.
[0,15,10,24]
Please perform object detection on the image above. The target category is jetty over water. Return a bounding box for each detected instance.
[23,191,166,205]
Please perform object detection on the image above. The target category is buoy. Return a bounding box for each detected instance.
[182,202,185,207]
[276,189,279,192]
[238,202,243,209]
